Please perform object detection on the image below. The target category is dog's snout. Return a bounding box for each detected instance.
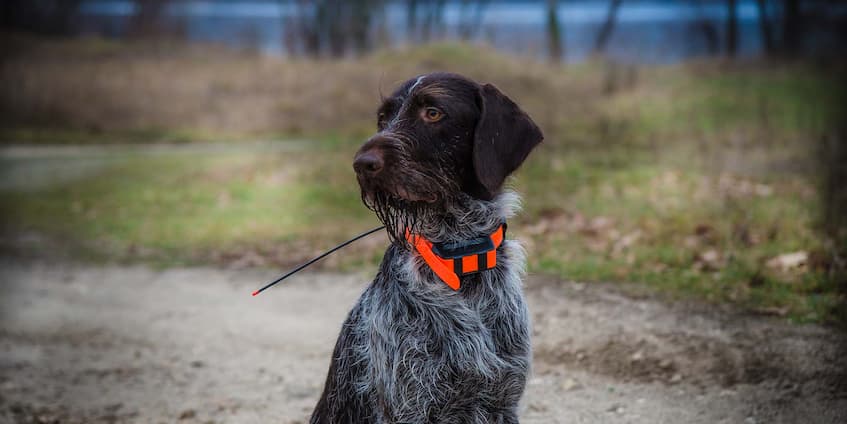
[353,148,385,176]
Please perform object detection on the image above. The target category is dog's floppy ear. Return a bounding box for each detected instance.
[473,83,543,199]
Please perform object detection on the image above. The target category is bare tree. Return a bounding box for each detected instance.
[458,0,490,41]
[688,0,720,56]
[755,0,774,55]
[129,0,171,38]
[594,0,623,55]
[407,0,419,40]
[421,0,447,42]
[405,0,446,43]
[546,0,564,63]
[726,0,738,57]
[781,0,801,56]
[290,0,386,58]
[290,0,319,56]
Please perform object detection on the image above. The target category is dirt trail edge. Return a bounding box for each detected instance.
[1,261,845,423]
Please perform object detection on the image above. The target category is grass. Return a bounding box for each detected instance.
[609,65,846,138]
[1,142,375,266]
[518,153,836,322]
[0,35,844,324]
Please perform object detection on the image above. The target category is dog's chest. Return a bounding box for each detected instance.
[352,243,531,415]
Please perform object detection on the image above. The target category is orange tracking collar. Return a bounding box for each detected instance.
[405,224,506,290]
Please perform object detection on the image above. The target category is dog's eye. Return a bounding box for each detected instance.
[377,112,387,128]
[421,107,444,123]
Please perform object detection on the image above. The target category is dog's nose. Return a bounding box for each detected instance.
[353,148,384,176]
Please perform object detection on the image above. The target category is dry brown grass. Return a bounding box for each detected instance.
[0,34,606,141]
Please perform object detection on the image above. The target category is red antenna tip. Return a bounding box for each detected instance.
[252,290,260,297]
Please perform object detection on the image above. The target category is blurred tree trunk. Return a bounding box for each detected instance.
[350,1,377,54]
[823,135,847,244]
[420,0,446,42]
[692,19,719,56]
[406,0,448,44]
[594,0,622,55]
[819,129,847,319]
[51,0,82,35]
[293,0,385,58]
[726,0,738,58]
[0,0,82,35]
[755,0,774,55]
[326,1,345,57]
[458,0,472,40]
[407,0,419,41]
[781,0,801,56]
[373,4,391,49]
[471,1,489,39]
[129,0,170,38]
[295,0,322,57]
[458,0,489,40]
[546,0,564,63]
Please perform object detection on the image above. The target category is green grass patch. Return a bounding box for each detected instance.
[514,146,840,324]
[0,142,377,266]
[609,65,847,139]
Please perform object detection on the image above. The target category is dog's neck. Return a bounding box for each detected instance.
[402,191,520,245]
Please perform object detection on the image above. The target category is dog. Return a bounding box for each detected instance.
[310,72,542,423]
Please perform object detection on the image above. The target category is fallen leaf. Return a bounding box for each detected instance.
[560,378,582,391]
[694,223,714,237]
[755,306,789,316]
[612,230,642,254]
[694,249,723,271]
[765,251,808,272]
[178,409,196,420]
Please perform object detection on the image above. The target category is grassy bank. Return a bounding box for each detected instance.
[0,35,844,323]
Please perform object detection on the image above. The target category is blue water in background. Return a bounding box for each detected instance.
[76,0,841,63]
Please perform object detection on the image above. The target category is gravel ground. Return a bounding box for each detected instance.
[1,260,845,423]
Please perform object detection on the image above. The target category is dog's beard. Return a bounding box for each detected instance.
[362,190,438,248]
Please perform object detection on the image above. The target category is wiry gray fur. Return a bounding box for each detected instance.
[310,192,531,423]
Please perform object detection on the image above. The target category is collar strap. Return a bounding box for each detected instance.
[405,224,506,291]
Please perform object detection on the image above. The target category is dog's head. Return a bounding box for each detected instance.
[354,73,542,240]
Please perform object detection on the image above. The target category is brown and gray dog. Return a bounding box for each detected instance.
[310,72,542,423]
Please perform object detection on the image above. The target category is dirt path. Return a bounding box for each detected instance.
[1,260,845,423]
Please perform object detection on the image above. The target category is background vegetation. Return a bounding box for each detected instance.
[1,1,845,325]
[2,36,844,324]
